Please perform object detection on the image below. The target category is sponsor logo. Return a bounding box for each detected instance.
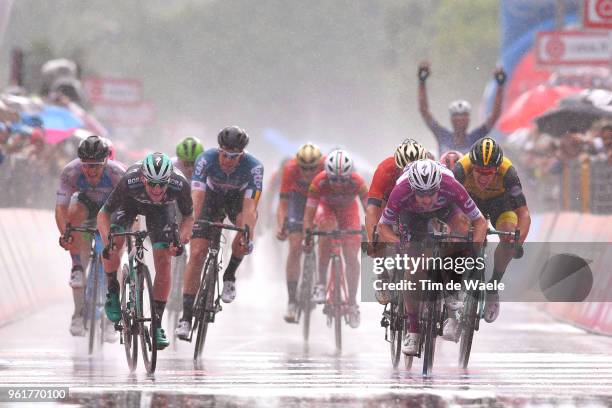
[127,177,140,185]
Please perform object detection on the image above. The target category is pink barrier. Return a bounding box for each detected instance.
[0,209,68,327]
[539,212,612,336]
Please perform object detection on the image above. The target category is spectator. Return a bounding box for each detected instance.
[417,61,506,154]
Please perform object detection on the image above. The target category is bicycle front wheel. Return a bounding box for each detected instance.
[120,264,138,372]
[389,303,403,369]
[459,289,479,369]
[87,256,100,355]
[138,265,157,374]
[300,251,316,343]
[422,297,441,376]
[194,256,217,361]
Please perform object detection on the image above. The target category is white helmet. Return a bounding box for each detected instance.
[325,149,353,178]
[449,100,471,115]
[406,159,442,192]
[394,138,428,169]
[142,152,173,183]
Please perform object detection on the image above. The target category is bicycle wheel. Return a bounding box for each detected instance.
[138,264,157,374]
[120,264,138,372]
[422,296,441,377]
[332,256,343,352]
[300,251,315,342]
[194,256,216,361]
[87,256,99,355]
[459,289,479,369]
[389,304,402,369]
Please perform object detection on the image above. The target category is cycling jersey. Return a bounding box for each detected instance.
[280,158,323,198]
[367,156,401,207]
[306,172,368,209]
[171,156,194,180]
[453,156,526,207]
[57,158,126,207]
[192,148,263,201]
[427,119,490,154]
[102,164,193,216]
[380,169,482,226]
[101,164,192,248]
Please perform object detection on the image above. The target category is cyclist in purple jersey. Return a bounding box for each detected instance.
[56,135,125,338]
[378,160,487,355]
[417,61,506,155]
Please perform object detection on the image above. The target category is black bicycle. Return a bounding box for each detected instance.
[400,227,475,376]
[187,220,250,362]
[107,226,181,374]
[458,226,520,369]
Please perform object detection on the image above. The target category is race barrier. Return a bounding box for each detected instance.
[534,212,612,335]
[0,208,68,327]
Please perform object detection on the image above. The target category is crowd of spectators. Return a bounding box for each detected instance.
[0,58,105,208]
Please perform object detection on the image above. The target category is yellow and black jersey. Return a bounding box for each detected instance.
[453,156,526,209]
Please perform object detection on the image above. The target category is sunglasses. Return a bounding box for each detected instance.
[300,165,319,173]
[414,188,438,197]
[329,175,350,183]
[81,161,105,169]
[219,148,243,159]
[145,179,168,188]
[473,166,498,175]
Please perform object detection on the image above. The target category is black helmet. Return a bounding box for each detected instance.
[218,126,249,151]
[469,137,503,168]
[78,135,109,161]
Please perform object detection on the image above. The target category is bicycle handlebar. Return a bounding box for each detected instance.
[487,227,522,257]
[199,220,250,243]
[63,223,98,242]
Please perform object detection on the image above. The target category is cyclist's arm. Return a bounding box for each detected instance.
[55,203,69,234]
[484,79,505,129]
[515,205,530,244]
[277,196,289,232]
[365,202,383,243]
[303,204,317,232]
[97,206,112,248]
[418,77,435,128]
[471,215,487,244]
[191,190,206,221]
[377,222,399,243]
[240,197,258,237]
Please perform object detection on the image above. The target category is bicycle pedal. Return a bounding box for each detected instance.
[205,312,216,323]
[380,316,390,328]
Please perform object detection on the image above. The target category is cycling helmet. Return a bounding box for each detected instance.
[469,137,503,168]
[449,100,471,115]
[406,159,442,192]
[439,150,463,170]
[296,142,322,168]
[394,138,427,169]
[142,152,173,183]
[176,136,204,163]
[78,135,109,161]
[218,126,249,150]
[103,138,116,160]
[324,149,353,178]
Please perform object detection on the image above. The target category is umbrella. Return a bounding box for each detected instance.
[38,105,84,144]
[536,104,612,137]
[498,85,582,134]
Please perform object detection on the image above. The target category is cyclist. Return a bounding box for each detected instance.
[417,61,506,154]
[454,137,531,323]
[276,142,324,323]
[365,139,427,256]
[173,136,204,180]
[176,126,262,340]
[56,135,125,339]
[303,149,368,329]
[439,150,463,170]
[378,159,487,354]
[98,152,194,350]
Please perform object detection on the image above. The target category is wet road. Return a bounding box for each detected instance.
[1,235,612,407]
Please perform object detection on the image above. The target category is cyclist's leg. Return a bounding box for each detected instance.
[338,201,361,306]
[145,204,176,348]
[313,204,336,303]
[66,197,90,285]
[285,195,306,308]
[102,208,129,323]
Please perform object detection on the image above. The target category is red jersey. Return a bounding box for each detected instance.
[367,156,401,207]
[279,158,323,197]
[306,171,368,209]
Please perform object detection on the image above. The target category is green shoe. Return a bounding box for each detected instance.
[104,292,121,323]
[155,328,169,350]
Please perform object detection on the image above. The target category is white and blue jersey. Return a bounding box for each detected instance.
[192,148,263,201]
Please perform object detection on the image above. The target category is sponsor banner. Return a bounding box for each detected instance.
[535,30,611,66]
[584,0,612,29]
[92,101,155,127]
[83,76,143,105]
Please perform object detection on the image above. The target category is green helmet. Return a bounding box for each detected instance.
[142,152,173,183]
[176,137,204,163]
